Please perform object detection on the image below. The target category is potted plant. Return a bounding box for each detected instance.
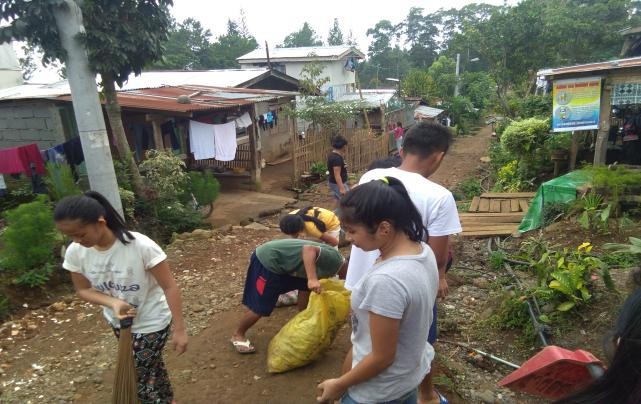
[310,161,328,180]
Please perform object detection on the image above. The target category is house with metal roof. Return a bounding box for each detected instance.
[0,82,298,182]
[238,45,365,100]
[538,55,641,167]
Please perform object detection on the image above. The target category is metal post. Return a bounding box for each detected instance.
[53,0,123,216]
[454,53,461,97]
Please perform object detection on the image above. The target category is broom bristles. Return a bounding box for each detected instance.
[113,317,139,404]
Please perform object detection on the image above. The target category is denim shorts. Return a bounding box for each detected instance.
[341,388,417,404]
[328,181,350,200]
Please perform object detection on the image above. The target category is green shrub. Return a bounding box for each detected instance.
[500,118,550,157]
[43,162,81,201]
[185,170,220,207]
[454,177,483,200]
[545,132,572,152]
[514,94,552,119]
[139,150,187,200]
[0,195,58,287]
[119,187,136,222]
[310,162,328,178]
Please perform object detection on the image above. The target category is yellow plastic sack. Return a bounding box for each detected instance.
[267,278,351,373]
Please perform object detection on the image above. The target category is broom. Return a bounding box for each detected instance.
[113,317,139,404]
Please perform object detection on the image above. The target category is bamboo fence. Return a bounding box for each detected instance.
[292,127,390,185]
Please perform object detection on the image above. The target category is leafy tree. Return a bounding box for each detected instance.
[18,43,38,81]
[286,60,365,131]
[327,18,344,46]
[366,20,396,58]
[402,7,439,68]
[345,30,357,46]
[402,69,437,102]
[152,18,212,70]
[208,20,258,68]
[427,56,457,100]
[280,22,323,48]
[0,0,173,197]
[460,71,496,110]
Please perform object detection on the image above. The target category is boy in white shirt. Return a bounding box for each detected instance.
[344,121,461,404]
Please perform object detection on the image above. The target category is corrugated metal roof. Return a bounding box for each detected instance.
[58,85,298,114]
[335,89,396,108]
[414,106,444,118]
[238,45,365,62]
[116,69,273,90]
[538,56,641,77]
[0,81,70,101]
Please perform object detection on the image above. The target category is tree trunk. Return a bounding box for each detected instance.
[101,72,145,196]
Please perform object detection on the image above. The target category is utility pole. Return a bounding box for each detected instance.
[53,0,123,216]
[454,53,461,97]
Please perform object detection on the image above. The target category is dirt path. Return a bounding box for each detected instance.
[0,127,509,404]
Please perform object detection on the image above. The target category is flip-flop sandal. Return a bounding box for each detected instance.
[230,339,256,354]
[434,389,448,404]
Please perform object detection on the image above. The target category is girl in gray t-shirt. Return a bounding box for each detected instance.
[317,176,438,404]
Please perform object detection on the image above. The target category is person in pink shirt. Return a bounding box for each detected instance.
[393,122,405,152]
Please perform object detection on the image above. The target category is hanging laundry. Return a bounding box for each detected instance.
[235,112,253,129]
[266,111,274,129]
[0,143,46,176]
[272,109,278,126]
[258,114,266,131]
[62,137,85,166]
[44,144,66,163]
[189,120,216,160]
[212,121,237,161]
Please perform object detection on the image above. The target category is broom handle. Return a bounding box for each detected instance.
[120,317,133,329]
[439,339,521,369]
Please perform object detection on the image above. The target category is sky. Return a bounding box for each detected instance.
[22,0,512,83]
[171,0,509,51]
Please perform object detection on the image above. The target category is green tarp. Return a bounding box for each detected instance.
[519,170,591,233]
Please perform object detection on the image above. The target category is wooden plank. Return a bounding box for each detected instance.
[461,229,520,237]
[469,196,481,212]
[490,199,501,213]
[518,199,529,212]
[461,218,523,225]
[459,212,526,218]
[500,199,511,213]
[480,192,536,199]
[510,199,520,212]
[478,198,490,212]
[462,224,520,231]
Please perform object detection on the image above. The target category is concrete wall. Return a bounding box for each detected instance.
[0,100,67,149]
[255,98,294,162]
[243,60,356,99]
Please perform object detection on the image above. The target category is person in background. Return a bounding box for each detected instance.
[279,206,341,247]
[393,122,405,153]
[328,135,349,208]
[344,122,461,404]
[556,273,641,404]
[54,191,188,404]
[230,239,346,354]
[317,177,438,404]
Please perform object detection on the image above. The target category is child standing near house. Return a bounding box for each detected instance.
[54,191,188,404]
[327,135,349,208]
[317,177,438,404]
[279,206,342,247]
[393,121,405,152]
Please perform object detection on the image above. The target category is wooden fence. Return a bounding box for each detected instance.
[292,127,390,185]
[191,142,252,173]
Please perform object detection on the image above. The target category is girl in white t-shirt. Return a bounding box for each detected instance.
[54,191,187,404]
[317,177,438,404]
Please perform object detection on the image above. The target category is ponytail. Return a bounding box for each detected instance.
[54,191,134,245]
[297,206,327,233]
[338,176,425,242]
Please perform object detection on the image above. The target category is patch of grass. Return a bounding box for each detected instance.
[454,177,483,200]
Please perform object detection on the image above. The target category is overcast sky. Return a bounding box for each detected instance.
[171,0,510,51]
[23,0,512,82]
